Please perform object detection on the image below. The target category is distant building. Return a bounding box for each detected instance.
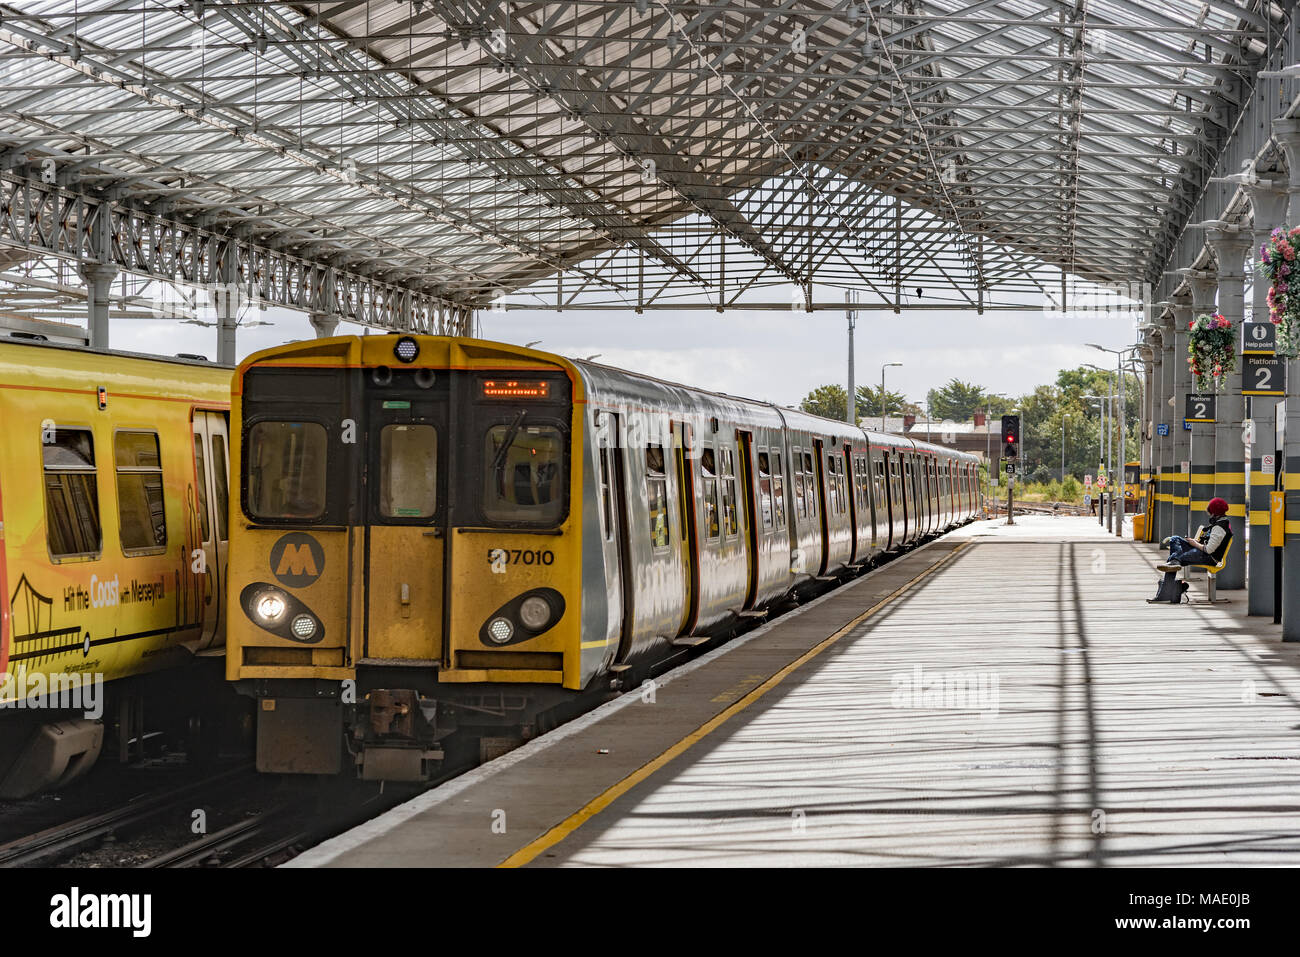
[900,411,999,462]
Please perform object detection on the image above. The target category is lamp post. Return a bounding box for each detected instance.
[1062,414,1069,483]
[1089,343,1137,538]
[846,290,860,426]
[880,362,902,431]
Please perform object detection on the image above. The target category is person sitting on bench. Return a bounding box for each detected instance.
[1151,497,1232,603]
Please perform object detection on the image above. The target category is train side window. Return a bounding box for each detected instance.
[646,444,670,549]
[757,450,773,528]
[247,421,329,521]
[598,445,615,542]
[211,433,230,542]
[792,447,807,518]
[771,451,786,526]
[380,424,438,519]
[700,446,720,540]
[194,435,211,542]
[115,430,166,553]
[795,449,816,514]
[43,427,102,558]
[720,447,739,535]
[825,454,839,514]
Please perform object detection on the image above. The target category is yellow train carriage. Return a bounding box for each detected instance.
[0,338,231,796]
[227,335,585,777]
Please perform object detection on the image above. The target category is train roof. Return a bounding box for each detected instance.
[237,334,977,460]
[0,333,233,373]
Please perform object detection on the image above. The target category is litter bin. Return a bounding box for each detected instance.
[1132,512,1146,542]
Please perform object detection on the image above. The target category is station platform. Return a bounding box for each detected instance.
[289,516,1300,867]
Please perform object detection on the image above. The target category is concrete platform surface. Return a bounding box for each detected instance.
[291,518,1300,867]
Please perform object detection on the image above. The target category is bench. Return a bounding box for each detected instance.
[1181,529,1232,603]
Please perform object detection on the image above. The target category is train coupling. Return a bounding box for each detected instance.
[353,689,445,782]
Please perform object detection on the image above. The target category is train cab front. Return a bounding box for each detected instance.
[227,335,584,780]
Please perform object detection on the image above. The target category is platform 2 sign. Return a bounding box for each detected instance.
[1185,394,1215,423]
[1243,321,1276,355]
[1243,355,1284,396]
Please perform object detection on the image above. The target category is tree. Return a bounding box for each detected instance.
[800,383,848,421]
[928,378,990,421]
[855,385,911,419]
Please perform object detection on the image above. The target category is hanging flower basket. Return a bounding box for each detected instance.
[1259,226,1300,357]
[1186,312,1234,391]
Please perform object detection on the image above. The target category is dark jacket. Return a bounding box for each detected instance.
[1197,515,1232,562]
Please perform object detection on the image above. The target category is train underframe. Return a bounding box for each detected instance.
[0,658,252,799]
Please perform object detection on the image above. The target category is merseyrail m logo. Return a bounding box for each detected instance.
[269,533,325,588]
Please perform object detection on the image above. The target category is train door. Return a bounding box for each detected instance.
[869,450,885,550]
[811,439,830,574]
[363,391,445,663]
[675,421,701,633]
[901,454,914,542]
[927,458,936,531]
[594,413,625,652]
[844,445,859,564]
[192,410,229,650]
[736,431,760,610]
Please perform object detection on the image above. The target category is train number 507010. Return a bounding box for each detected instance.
[487,548,556,567]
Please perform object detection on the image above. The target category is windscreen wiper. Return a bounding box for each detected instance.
[490,409,528,476]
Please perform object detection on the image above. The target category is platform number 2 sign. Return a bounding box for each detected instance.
[1244,355,1284,396]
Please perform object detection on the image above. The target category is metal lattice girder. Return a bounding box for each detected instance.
[0,172,471,332]
[0,0,1285,314]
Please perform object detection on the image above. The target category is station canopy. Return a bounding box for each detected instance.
[0,1,1280,317]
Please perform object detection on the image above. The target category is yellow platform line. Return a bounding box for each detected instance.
[497,541,970,868]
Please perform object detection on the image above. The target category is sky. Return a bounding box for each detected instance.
[103,290,1146,415]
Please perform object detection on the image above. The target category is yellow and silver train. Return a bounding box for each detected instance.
[0,336,232,797]
[228,335,981,781]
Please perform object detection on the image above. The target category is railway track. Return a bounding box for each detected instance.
[0,764,256,867]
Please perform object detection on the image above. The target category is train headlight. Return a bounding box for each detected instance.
[290,614,317,639]
[519,596,552,631]
[487,617,514,645]
[253,590,288,624]
[394,336,419,363]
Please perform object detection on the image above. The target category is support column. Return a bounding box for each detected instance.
[1244,182,1288,615]
[1140,341,1157,540]
[1274,116,1300,640]
[78,262,117,350]
[1207,228,1252,589]
[309,313,340,338]
[1187,270,1219,526]
[1156,311,1177,541]
[1171,293,1195,538]
[216,252,238,366]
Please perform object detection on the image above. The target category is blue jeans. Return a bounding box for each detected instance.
[1166,535,1216,567]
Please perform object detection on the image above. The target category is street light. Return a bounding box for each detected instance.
[1062,414,1069,483]
[880,362,902,431]
[1088,343,1138,537]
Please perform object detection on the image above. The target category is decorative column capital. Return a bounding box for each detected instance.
[1245,182,1288,235]
[1207,228,1251,279]
[77,261,117,286]
[1186,269,1218,314]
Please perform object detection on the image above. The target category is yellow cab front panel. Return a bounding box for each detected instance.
[227,336,584,774]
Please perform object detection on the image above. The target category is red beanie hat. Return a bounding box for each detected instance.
[1207,497,1229,516]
